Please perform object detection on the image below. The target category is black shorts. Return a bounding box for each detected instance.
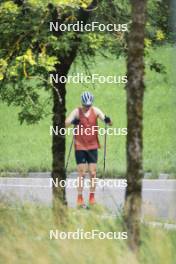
[75,149,98,165]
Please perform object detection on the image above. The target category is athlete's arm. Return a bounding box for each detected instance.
[65,109,79,127]
[93,106,105,121]
[93,107,112,125]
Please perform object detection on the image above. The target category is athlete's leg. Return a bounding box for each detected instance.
[75,150,87,206]
[88,163,97,194]
[77,164,88,206]
[88,149,98,205]
[77,163,87,194]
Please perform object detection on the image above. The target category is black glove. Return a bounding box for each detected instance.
[104,116,112,124]
[71,118,80,126]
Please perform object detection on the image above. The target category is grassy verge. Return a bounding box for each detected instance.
[0,204,175,264]
[0,45,175,176]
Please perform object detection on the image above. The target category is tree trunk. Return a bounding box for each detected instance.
[51,1,98,220]
[124,0,147,253]
[52,55,77,222]
[169,0,176,41]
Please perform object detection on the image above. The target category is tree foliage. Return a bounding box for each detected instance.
[0,0,169,123]
[0,0,129,123]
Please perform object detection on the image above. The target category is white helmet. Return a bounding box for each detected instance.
[81,91,94,106]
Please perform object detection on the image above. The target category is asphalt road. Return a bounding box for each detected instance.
[0,176,176,222]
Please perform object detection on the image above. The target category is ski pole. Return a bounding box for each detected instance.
[65,137,74,172]
[103,123,107,175]
[102,123,107,198]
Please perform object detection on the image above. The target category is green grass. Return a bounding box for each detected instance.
[0,204,176,264]
[0,45,176,176]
